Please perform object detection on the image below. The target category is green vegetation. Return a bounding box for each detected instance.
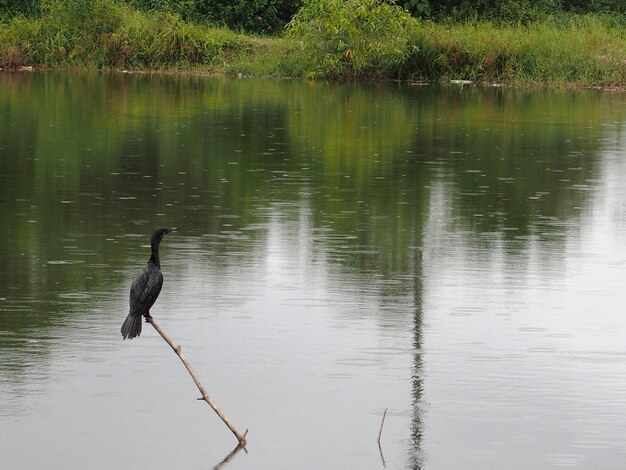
[1,0,625,87]
[285,0,417,79]
[127,0,301,34]
[0,0,258,69]
[403,16,626,86]
[410,0,625,23]
[283,0,625,84]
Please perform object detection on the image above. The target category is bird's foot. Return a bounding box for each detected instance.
[144,314,153,323]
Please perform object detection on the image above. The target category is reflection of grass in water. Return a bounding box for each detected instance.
[0,75,617,346]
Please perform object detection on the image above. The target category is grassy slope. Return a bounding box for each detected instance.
[0,1,624,88]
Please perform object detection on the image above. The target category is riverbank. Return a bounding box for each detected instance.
[0,0,624,88]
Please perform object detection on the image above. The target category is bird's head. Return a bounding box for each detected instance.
[151,227,177,245]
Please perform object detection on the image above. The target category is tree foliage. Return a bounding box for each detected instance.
[1,0,40,19]
[126,0,301,34]
[1,0,302,32]
[399,0,625,21]
[2,0,625,28]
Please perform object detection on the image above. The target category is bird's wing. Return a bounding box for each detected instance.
[129,264,164,315]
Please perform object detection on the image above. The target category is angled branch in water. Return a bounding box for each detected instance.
[377,408,388,468]
[213,443,247,470]
[147,317,248,446]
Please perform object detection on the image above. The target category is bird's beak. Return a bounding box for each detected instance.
[166,227,178,234]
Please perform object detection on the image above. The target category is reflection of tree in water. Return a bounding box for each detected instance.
[411,248,425,469]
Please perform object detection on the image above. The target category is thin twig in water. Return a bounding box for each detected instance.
[213,443,247,470]
[377,408,388,444]
[377,408,388,467]
[148,317,247,446]
[378,440,387,468]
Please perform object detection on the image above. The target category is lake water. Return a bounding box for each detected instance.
[0,73,625,469]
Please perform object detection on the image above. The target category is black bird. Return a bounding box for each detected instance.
[121,227,176,339]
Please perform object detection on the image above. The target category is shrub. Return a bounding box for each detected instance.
[0,16,39,66]
[286,0,418,79]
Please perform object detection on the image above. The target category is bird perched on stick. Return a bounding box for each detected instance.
[121,227,176,339]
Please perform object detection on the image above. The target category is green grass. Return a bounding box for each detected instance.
[402,16,626,87]
[0,0,254,70]
[0,0,624,88]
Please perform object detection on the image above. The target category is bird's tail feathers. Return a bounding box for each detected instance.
[121,313,142,339]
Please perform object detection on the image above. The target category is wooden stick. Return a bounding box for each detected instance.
[147,317,248,446]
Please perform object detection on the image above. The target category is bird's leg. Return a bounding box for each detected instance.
[144,312,153,323]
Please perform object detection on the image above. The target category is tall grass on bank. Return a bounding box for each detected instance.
[405,16,626,86]
[0,0,254,69]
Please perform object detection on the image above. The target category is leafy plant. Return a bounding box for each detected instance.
[286,0,418,79]
[401,0,430,16]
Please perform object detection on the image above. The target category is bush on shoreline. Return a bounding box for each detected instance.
[286,0,418,79]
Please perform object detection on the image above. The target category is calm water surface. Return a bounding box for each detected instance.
[0,73,625,469]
